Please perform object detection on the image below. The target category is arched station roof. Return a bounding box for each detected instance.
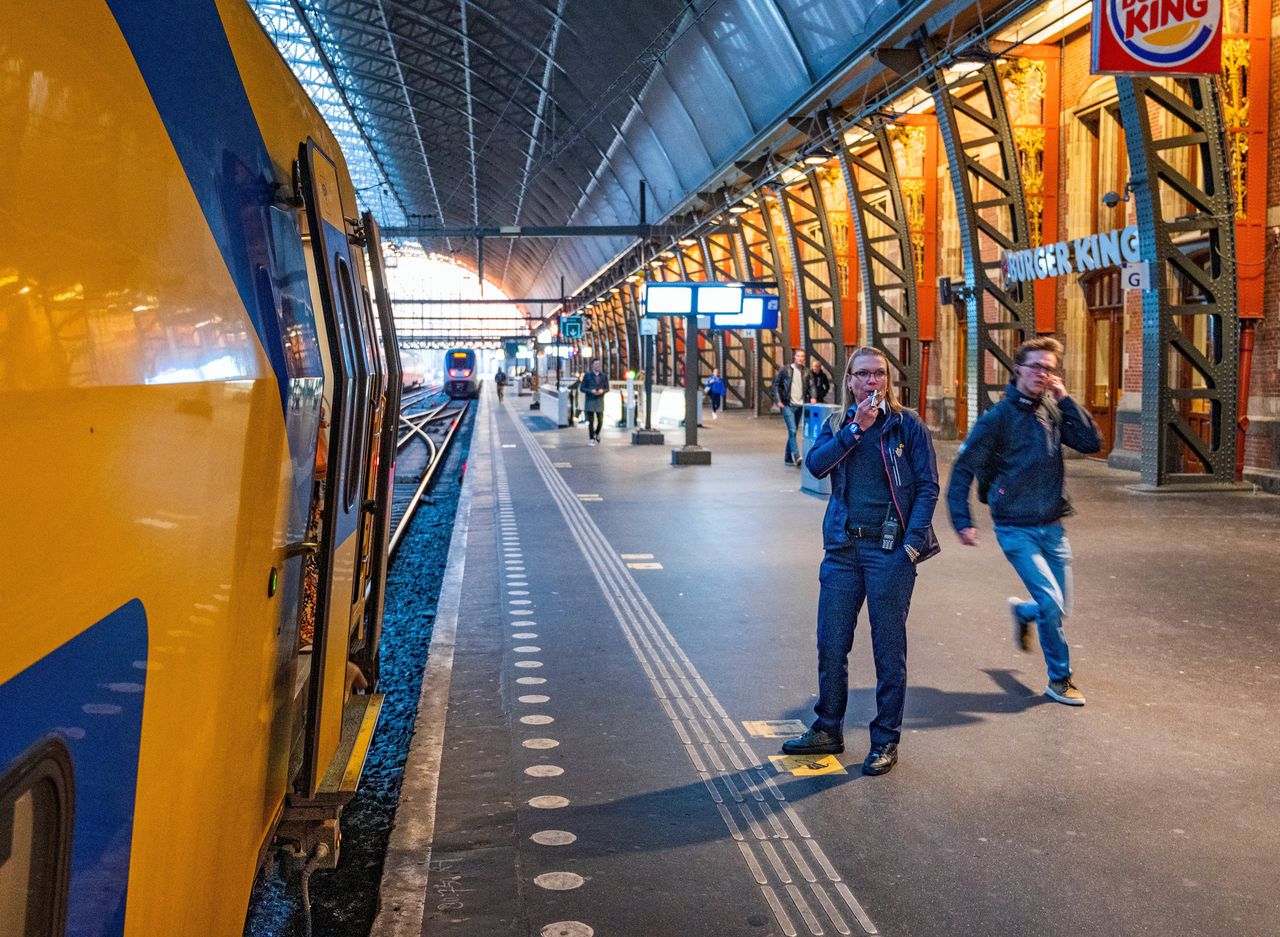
[252,0,974,312]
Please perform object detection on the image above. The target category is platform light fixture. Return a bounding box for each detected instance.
[803,145,835,165]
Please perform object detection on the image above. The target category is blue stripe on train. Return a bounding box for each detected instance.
[0,600,148,937]
[105,0,291,413]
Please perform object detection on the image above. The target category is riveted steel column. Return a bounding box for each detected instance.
[701,231,751,408]
[927,58,1036,425]
[1116,76,1239,486]
[618,284,640,373]
[740,201,787,414]
[777,168,847,388]
[676,240,717,383]
[834,116,922,408]
[654,256,681,385]
[610,290,627,377]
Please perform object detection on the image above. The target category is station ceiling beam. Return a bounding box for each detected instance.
[382,224,685,239]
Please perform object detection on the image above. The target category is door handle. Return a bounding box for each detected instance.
[287,540,320,558]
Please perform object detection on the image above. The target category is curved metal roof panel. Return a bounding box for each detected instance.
[254,0,928,310]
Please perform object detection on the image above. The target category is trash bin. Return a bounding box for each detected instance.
[800,403,841,495]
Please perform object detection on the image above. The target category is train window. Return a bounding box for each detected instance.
[0,740,73,937]
[267,209,324,380]
[335,257,366,512]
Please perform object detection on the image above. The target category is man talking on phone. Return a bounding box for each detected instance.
[946,337,1101,705]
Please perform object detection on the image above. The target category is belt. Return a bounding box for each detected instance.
[845,526,880,539]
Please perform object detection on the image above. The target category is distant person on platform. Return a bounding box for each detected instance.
[807,359,832,404]
[946,337,1101,706]
[771,348,807,466]
[581,358,609,446]
[781,346,939,776]
[494,367,508,402]
[704,369,726,419]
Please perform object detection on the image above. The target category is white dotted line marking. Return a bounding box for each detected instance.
[541,922,593,937]
[529,795,569,809]
[534,872,584,891]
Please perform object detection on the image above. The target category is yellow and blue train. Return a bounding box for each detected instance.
[1,2,403,933]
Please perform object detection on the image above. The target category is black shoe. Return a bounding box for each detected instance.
[862,743,898,776]
[780,728,843,756]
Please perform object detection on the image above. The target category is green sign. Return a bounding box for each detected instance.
[561,315,584,339]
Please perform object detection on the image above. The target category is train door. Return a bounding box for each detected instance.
[296,139,366,796]
[355,213,402,686]
[1082,269,1123,457]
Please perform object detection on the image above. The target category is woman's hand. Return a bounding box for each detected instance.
[853,392,880,431]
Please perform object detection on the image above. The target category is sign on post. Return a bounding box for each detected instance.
[561,314,584,339]
[1122,261,1150,290]
[1092,0,1223,75]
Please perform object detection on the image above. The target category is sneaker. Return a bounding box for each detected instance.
[1009,597,1031,652]
[780,728,843,756]
[1045,677,1085,706]
[862,742,899,776]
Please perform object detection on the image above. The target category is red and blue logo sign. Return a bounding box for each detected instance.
[1092,0,1223,75]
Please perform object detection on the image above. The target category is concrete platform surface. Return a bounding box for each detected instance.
[375,393,1280,937]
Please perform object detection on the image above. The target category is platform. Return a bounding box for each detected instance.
[375,391,1280,937]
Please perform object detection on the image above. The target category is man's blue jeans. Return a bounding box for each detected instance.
[813,541,916,746]
[994,523,1073,682]
[782,404,802,463]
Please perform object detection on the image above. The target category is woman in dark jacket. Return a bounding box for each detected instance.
[781,347,939,776]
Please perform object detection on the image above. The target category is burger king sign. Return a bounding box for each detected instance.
[1092,0,1223,74]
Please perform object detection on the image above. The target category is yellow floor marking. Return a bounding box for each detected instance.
[769,754,847,777]
[743,719,808,738]
[577,494,603,501]
[553,462,572,468]
[620,553,654,560]
[626,562,662,570]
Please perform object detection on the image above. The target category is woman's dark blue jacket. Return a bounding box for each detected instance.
[805,406,940,556]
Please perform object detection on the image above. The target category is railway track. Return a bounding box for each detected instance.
[389,384,472,554]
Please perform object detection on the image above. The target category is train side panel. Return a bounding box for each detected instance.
[0,3,353,935]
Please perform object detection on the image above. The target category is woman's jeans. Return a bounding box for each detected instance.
[585,410,603,439]
[813,541,916,746]
[994,523,1073,682]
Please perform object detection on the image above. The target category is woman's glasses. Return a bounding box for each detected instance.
[851,369,888,380]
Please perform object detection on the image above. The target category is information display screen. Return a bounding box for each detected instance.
[644,284,693,315]
[644,282,744,316]
[709,293,779,330]
[695,284,744,314]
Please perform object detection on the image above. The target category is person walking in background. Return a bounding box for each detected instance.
[946,337,1101,706]
[704,368,726,419]
[494,366,508,402]
[781,346,939,776]
[806,359,831,404]
[580,358,609,446]
[771,348,807,466]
